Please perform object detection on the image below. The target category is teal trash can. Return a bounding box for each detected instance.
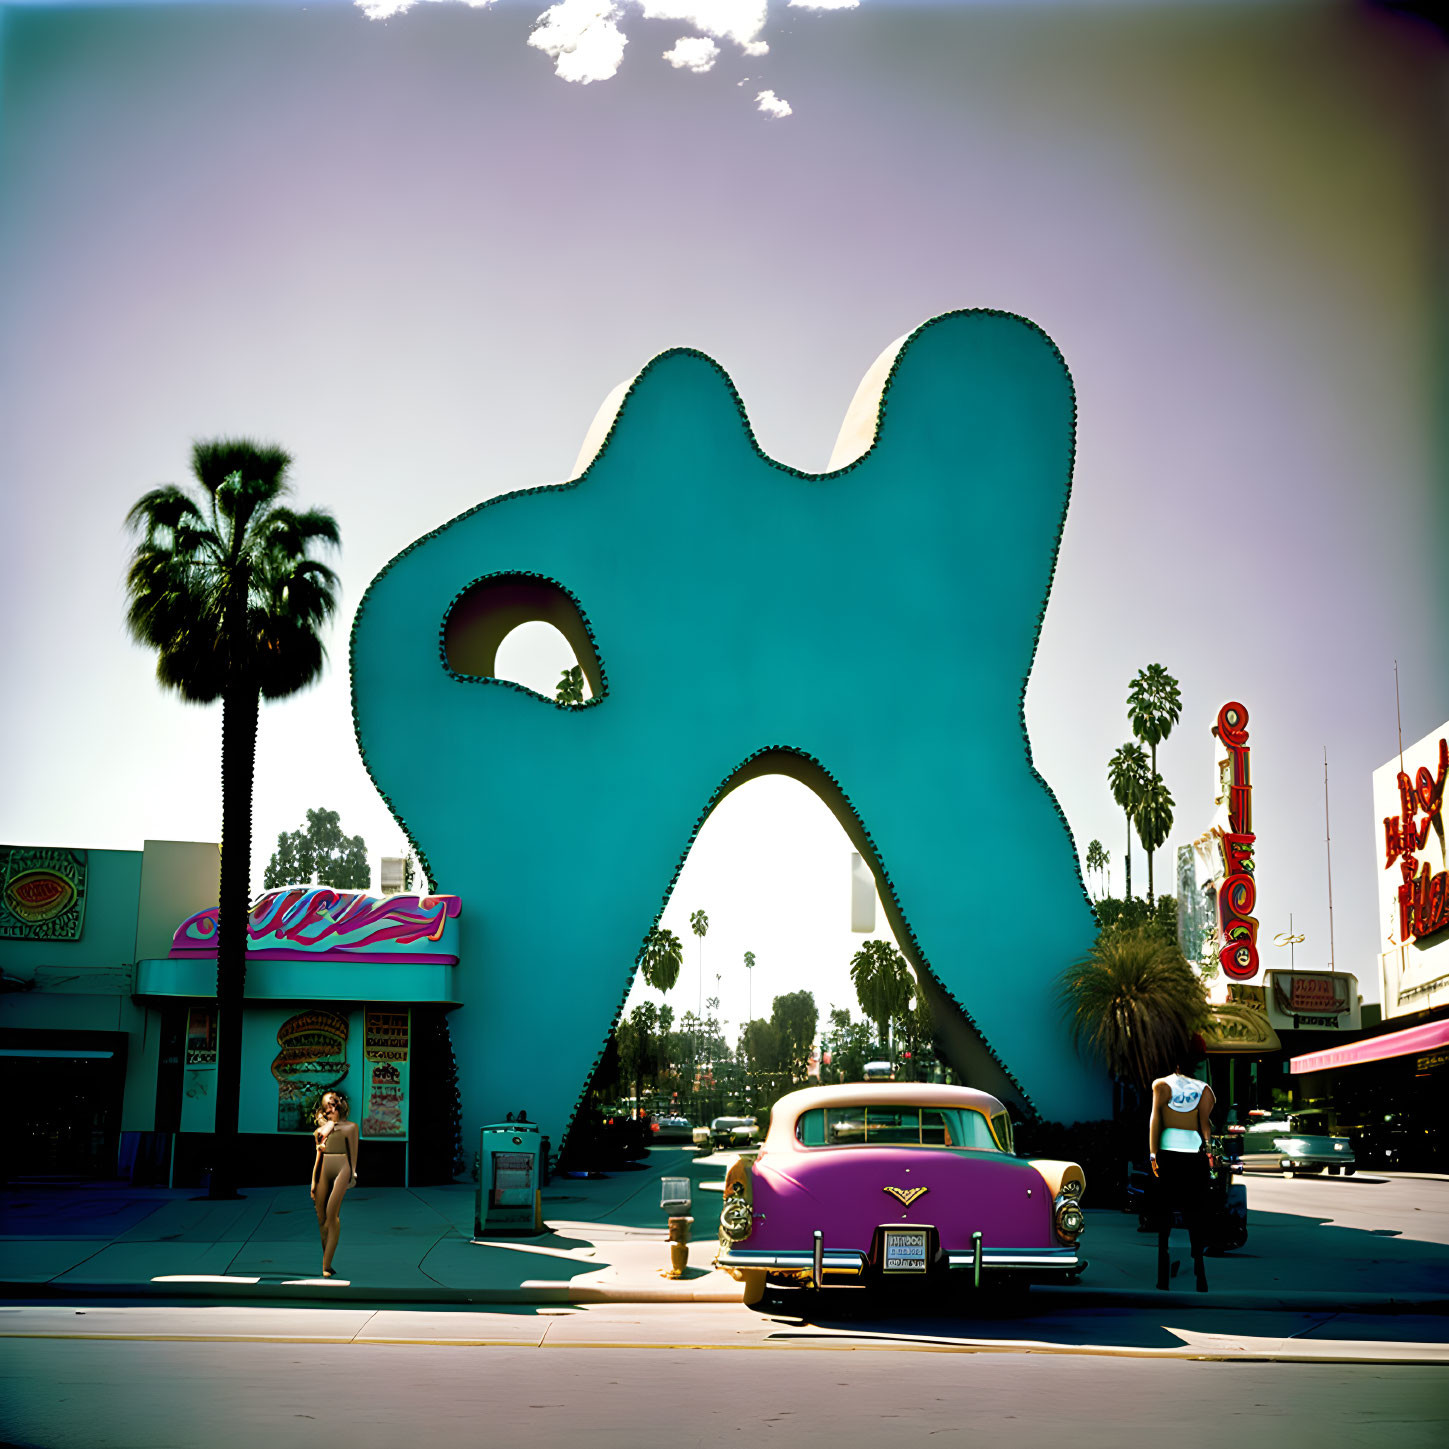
[475,1123,545,1237]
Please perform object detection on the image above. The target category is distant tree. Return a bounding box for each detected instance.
[264,806,368,890]
[265,830,308,889]
[1107,742,1150,902]
[1096,894,1178,942]
[1085,839,1109,899]
[1059,925,1208,1089]
[1127,664,1182,906]
[689,908,709,1062]
[638,925,683,995]
[770,990,818,1084]
[125,437,339,1200]
[850,939,912,1049]
[743,949,755,1023]
[740,1017,780,1077]
[619,1000,675,1112]
[1134,774,1176,907]
[892,993,935,1082]
[555,664,585,705]
[821,1007,872,1084]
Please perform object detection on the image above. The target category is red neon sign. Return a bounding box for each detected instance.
[1384,736,1449,944]
[1214,701,1258,980]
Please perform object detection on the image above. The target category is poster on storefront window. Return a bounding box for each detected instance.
[272,1007,351,1132]
[185,1006,217,1066]
[362,1007,409,1138]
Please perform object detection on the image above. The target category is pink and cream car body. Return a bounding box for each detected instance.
[716,1083,1086,1303]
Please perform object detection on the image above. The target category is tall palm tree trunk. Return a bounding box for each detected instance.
[1146,742,1157,907]
[1123,809,1133,901]
[211,685,259,1200]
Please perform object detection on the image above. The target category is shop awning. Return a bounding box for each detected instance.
[1289,1018,1449,1075]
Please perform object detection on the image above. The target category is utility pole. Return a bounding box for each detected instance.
[1324,747,1336,973]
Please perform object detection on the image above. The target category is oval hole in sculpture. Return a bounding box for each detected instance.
[443,573,604,701]
[495,621,594,702]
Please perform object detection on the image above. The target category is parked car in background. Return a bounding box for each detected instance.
[694,1116,759,1152]
[652,1115,693,1143]
[714,1083,1086,1308]
[1239,1116,1356,1175]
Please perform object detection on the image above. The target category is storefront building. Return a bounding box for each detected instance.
[2,840,465,1187]
[1279,720,1449,1169]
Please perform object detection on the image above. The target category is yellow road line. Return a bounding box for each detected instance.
[0,1330,1444,1365]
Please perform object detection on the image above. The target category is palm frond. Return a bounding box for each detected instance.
[1059,926,1207,1086]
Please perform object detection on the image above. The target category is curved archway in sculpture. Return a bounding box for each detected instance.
[701,747,1031,1107]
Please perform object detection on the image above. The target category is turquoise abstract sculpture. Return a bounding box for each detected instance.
[351,309,1109,1157]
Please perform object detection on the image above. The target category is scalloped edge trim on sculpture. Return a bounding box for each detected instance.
[347,307,1096,1147]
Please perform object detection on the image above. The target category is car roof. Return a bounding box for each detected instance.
[764,1082,1007,1145]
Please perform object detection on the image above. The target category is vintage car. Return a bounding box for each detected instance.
[693,1116,760,1153]
[1239,1117,1356,1175]
[652,1115,694,1143]
[714,1083,1086,1306]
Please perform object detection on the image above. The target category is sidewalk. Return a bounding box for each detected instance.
[3,1148,1447,1313]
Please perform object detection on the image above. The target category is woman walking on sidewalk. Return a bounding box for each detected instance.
[312,1091,359,1278]
[1148,1045,1215,1292]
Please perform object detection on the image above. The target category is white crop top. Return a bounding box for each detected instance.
[1166,1073,1207,1111]
[1158,1073,1208,1154]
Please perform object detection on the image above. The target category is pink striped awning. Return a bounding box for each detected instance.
[1290,1018,1449,1075]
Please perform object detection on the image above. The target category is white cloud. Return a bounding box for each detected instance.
[663,36,721,73]
[529,1,630,85]
[640,3,768,50]
[358,0,849,99]
[356,0,497,20]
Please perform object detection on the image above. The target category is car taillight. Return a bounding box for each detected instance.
[1054,1197,1085,1243]
[720,1194,753,1242]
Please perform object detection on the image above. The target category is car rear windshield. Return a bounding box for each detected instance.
[795,1106,1004,1151]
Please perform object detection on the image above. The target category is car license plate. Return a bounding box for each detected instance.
[883,1227,929,1273]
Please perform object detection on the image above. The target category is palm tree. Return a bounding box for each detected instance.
[689,908,708,1015]
[743,950,755,1026]
[1107,742,1150,900]
[638,925,683,995]
[1085,839,1108,899]
[689,909,708,1109]
[1127,663,1182,904]
[1058,925,1207,1090]
[125,438,339,1199]
[1134,774,1176,907]
[849,939,912,1052]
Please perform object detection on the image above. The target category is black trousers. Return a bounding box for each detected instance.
[1156,1149,1210,1259]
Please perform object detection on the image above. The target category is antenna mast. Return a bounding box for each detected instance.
[1395,658,1405,772]
[1324,747,1336,972]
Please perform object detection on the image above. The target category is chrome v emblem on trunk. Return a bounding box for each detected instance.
[883,1185,928,1205]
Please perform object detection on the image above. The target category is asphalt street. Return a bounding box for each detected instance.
[1,1333,1445,1449]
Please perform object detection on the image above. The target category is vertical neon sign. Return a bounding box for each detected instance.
[1214,701,1259,980]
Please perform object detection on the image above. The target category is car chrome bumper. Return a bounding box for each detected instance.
[718,1245,1085,1277]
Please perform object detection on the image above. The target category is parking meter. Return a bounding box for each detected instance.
[475,1122,545,1237]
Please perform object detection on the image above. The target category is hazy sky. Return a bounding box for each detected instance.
[1,0,1445,1041]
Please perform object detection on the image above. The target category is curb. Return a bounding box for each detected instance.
[4,1277,1445,1315]
[0,1278,745,1307]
